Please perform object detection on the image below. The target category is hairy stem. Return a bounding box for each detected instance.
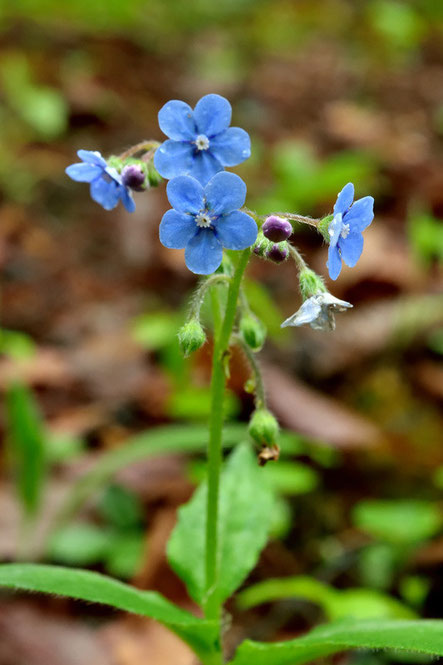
[288,244,309,272]
[118,140,160,160]
[204,249,251,624]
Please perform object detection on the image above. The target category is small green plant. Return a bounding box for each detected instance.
[1,93,442,665]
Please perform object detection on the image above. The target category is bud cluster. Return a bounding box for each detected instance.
[253,215,293,264]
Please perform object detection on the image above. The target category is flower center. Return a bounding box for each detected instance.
[195,134,210,151]
[340,223,350,239]
[195,211,212,228]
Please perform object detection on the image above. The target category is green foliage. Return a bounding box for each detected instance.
[228,619,443,665]
[408,212,443,266]
[0,329,36,360]
[260,461,319,495]
[48,524,114,566]
[352,499,442,545]
[5,382,47,518]
[1,53,67,139]
[48,523,145,579]
[167,444,274,606]
[255,142,376,214]
[243,280,288,342]
[98,484,144,529]
[166,386,240,421]
[0,564,219,662]
[54,423,248,526]
[237,576,415,620]
[132,311,179,350]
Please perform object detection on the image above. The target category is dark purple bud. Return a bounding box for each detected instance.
[121,164,146,191]
[266,243,289,263]
[262,215,292,242]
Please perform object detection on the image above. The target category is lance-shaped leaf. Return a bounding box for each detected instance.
[229,619,443,665]
[5,382,47,517]
[0,564,219,663]
[167,444,274,606]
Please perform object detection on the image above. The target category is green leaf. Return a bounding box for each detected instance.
[48,524,114,566]
[0,564,218,662]
[0,329,36,360]
[167,444,274,606]
[105,532,145,579]
[229,619,443,665]
[237,576,416,620]
[98,484,144,529]
[5,382,47,517]
[260,462,319,495]
[352,500,442,545]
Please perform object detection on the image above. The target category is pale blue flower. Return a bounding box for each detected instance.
[327,183,374,280]
[66,150,135,212]
[154,94,251,186]
[281,293,353,331]
[160,172,257,275]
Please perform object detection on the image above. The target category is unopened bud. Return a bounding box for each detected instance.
[299,268,326,300]
[265,242,289,263]
[122,164,146,191]
[262,216,292,242]
[248,409,279,445]
[240,314,267,351]
[178,319,206,357]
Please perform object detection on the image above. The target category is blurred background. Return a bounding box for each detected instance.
[0,1,442,664]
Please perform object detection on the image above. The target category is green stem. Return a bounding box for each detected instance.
[288,244,308,271]
[204,249,251,624]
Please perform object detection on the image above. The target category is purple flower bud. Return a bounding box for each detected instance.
[266,243,289,263]
[121,164,146,191]
[262,215,292,242]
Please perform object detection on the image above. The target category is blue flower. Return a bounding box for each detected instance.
[66,150,135,212]
[281,293,353,331]
[154,94,251,186]
[160,171,257,275]
[327,183,374,280]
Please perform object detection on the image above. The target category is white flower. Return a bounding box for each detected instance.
[281,293,353,332]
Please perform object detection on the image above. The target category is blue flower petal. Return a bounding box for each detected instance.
[158,100,196,141]
[209,127,251,166]
[120,187,136,213]
[77,150,107,168]
[184,229,223,274]
[340,232,364,267]
[104,166,122,184]
[214,211,257,250]
[66,162,103,182]
[328,213,343,248]
[205,172,247,215]
[166,176,205,214]
[334,182,354,216]
[90,177,121,210]
[344,196,374,232]
[154,141,194,179]
[160,209,198,249]
[193,94,232,137]
[188,150,223,185]
[327,244,342,280]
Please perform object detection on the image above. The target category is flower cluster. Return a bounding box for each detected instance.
[156,94,257,274]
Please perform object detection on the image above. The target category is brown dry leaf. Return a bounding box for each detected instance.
[0,349,71,389]
[262,363,380,448]
[0,602,111,665]
[102,616,196,665]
